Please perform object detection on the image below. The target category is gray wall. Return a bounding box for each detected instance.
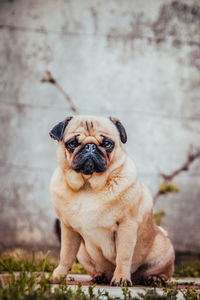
[0,0,200,253]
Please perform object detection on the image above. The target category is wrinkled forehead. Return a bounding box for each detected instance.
[64,116,118,140]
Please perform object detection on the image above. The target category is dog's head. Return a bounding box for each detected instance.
[49,115,127,176]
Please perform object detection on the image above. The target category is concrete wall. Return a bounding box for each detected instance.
[0,0,199,253]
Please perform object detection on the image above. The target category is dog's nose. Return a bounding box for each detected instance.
[84,143,97,152]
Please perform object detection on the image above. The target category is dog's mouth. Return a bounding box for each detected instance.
[77,157,105,175]
[71,144,107,175]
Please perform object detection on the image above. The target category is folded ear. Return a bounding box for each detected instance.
[49,116,73,141]
[109,117,127,144]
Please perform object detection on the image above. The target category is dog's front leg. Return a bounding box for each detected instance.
[111,220,138,286]
[52,221,81,283]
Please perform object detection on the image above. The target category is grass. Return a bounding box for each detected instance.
[0,251,200,299]
[0,250,85,275]
[0,250,54,273]
[174,261,200,278]
[1,250,200,278]
[0,272,116,300]
[0,273,199,300]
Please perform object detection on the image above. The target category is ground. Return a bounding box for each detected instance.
[0,250,200,299]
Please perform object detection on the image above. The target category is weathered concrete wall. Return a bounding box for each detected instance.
[0,0,199,253]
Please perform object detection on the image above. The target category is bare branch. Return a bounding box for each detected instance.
[154,147,200,203]
[41,70,78,114]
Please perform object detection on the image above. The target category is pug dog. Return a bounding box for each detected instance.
[49,115,174,286]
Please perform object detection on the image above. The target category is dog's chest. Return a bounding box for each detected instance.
[68,193,115,231]
[70,197,100,230]
[63,193,117,249]
[69,196,117,263]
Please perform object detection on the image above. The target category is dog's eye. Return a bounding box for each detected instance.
[65,139,79,152]
[101,139,114,151]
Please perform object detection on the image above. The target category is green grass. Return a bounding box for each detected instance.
[0,251,54,273]
[1,251,200,278]
[0,272,116,300]
[0,274,199,300]
[174,261,200,278]
[0,250,86,275]
[70,262,86,275]
[0,251,200,300]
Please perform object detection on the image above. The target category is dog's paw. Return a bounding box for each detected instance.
[111,274,132,287]
[52,265,68,283]
[92,273,110,284]
[143,275,167,287]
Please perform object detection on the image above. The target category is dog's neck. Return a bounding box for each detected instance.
[61,154,137,193]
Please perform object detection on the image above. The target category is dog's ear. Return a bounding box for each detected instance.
[49,116,73,141]
[109,117,127,144]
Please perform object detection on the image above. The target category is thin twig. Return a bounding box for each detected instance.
[154,147,200,203]
[41,70,78,114]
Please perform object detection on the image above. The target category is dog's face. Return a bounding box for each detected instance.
[50,116,127,176]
